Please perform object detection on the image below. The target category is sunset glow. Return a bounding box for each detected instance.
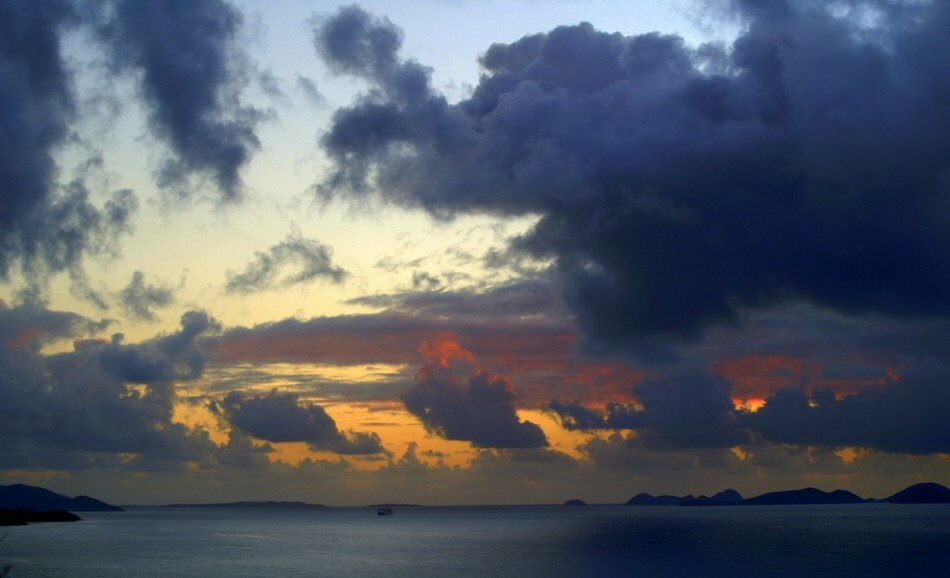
[1,0,949,509]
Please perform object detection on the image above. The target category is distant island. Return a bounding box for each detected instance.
[883,482,950,504]
[0,483,123,526]
[625,482,950,507]
[0,483,123,513]
[159,501,327,509]
[3,480,948,524]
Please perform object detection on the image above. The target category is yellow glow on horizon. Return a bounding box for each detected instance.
[173,401,229,444]
[733,397,766,411]
[1,469,70,485]
[519,409,588,459]
[170,368,593,471]
[835,447,869,463]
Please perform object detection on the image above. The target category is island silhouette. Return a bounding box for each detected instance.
[624,482,950,506]
[1,483,122,526]
[2,481,949,526]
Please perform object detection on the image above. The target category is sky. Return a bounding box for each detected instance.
[2,0,950,507]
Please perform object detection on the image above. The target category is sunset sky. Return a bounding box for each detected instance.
[2,0,950,506]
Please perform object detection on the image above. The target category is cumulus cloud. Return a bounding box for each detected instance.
[224,232,347,294]
[98,0,263,200]
[120,270,175,321]
[216,389,385,455]
[403,338,548,448]
[315,2,950,348]
[0,306,219,459]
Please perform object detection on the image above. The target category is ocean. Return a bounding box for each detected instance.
[3,503,949,577]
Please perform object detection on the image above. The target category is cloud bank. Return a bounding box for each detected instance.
[0,305,218,464]
[315,1,950,348]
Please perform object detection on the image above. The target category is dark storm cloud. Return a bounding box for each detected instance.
[224,232,347,294]
[747,359,950,454]
[312,5,473,203]
[120,270,175,321]
[315,1,950,347]
[0,1,138,283]
[99,0,262,200]
[699,304,950,402]
[216,389,385,455]
[0,306,219,457]
[404,352,548,449]
[551,372,747,450]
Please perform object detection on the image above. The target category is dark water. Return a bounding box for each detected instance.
[3,504,949,577]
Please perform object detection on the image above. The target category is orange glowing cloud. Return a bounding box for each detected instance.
[73,338,111,351]
[210,315,573,370]
[713,355,817,400]
[713,353,901,408]
[8,326,44,349]
[208,315,646,409]
[419,334,475,366]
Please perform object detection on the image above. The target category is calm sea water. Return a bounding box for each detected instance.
[3,504,949,577]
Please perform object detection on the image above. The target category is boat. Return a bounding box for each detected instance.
[376,506,394,516]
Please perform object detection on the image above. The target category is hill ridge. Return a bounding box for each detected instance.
[626,482,950,506]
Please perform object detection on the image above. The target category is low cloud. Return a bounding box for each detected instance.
[747,359,950,455]
[552,372,747,450]
[216,389,385,455]
[0,305,219,458]
[403,338,548,448]
[209,280,643,407]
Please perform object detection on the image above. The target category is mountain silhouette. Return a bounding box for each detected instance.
[741,487,865,506]
[626,484,950,506]
[884,482,950,504]
[627,489,744,506]
[681,489,744,506]
[625,492,687,506]
[0,483,123,512]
